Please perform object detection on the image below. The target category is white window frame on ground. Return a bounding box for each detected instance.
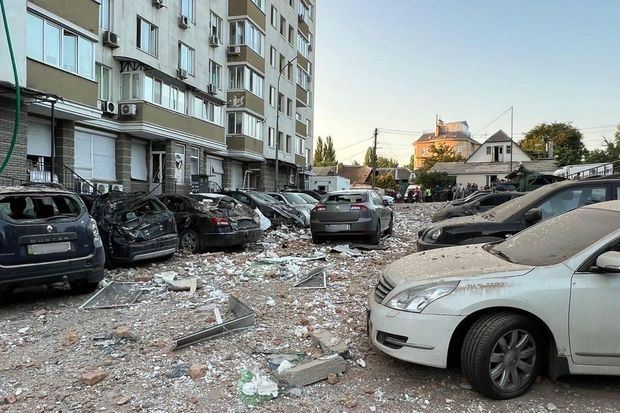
[210,11,223,42]
[178,42,194,75]
[250,0,265,12]
[26,12,95,80]
[191,96,223,125]
[190,147,200,176]
[269,86,276,107]
[228,66,264,97]
[137,17,158,56]
[131,141,148,181]
[74,130,116,182]
[96,64,111,101]
[180,0,195,23]
[296,65,309,90]
[229,20,264,56]
[296,137,304,155]
[209,60,222,89]
[297,32,310,58]
[270,46,277,68]
[268,127,275,147]
[100,0,112,31]
[227,112,263,140]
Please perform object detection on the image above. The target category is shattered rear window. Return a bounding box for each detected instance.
[0,194,82,222]
[121,200,165,224]
[325,193,367,204]
[281,193,308,205]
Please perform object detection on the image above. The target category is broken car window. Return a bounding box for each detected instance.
[325,193,367,204]
[0,195,81,222]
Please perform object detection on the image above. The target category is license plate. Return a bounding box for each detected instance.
[27,242,71,255]
[325,224,350,232]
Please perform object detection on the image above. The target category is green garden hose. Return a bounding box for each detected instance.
[0,0,21,175]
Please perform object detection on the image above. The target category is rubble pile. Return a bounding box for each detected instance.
[1,203,617,412]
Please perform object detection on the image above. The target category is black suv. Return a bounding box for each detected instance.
[0,185,105,293]
[432,192,524,222]
[418,177,620,250]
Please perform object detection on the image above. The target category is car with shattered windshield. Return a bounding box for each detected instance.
[220,190,307,227]
[267,192,314,226]
[369,201,620,399]
[418,177,620,250]
[159,194,262,253]
[84,192,177,267]
[0,185,105,294]
[432,192,524,222]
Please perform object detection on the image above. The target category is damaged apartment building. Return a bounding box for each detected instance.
[0,0,315,194]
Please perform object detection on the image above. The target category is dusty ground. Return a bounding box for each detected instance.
[1,203,619,413]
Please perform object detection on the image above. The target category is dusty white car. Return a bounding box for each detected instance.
[368,201,620,399]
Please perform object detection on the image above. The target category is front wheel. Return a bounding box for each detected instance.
[180,229,201,253]
[461,312,542,399]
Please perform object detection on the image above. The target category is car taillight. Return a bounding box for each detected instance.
[313,204,326,212]
[210,217,230,226]
[350,204,368,211]
[90,216,102,247]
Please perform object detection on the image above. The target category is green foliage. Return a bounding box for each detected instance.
[363,147,398,167]
[313,136,338,166]
[415,171,453,188]
[313,136,324,166]
[407,154,416,170]
[519,122,585,167]
[584,124,620,163]
[375,172,398,190]
[420,143,465,171]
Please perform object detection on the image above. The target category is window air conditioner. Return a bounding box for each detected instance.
[103,31,119,48]
[111,184,124,192]
[178,15,189,29]
[119,103,137,117]
[227,45,241,56]
[207,84,217,95]
[100,100,117,115]
[97,183,110,194]
[152,0,164,8]
[209,35,219,47]
[177,68,188,79]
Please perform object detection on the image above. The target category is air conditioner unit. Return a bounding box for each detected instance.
[119,103,137,116]
[227,45,241,56]
[209,35,219,47]
[177,68,188,79]
[298,13,304,23]
[100,100,117,115]
[97,183,110,194]
[178,15,189,29]
[152,0,164,8]
[207,84,217,95]
[103,31,119,48]
[111,184,124,192]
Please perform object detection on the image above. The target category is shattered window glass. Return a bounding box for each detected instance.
[325,193,367,204]
[0,195,81,222]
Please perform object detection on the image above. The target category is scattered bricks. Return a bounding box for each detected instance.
[80,370,108,386]
[3,394,17,404]
[312,329,350,358]
[327,373,338,385]
[134,274,153,282]
[62,331,79,347]
[115,395,131,406]
[189,364,206,379]
[113,326,132,338]
[280,355,347,387]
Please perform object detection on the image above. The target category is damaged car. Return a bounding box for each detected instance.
[84,192,178,267]
[159,194,262,253]
[432,192,524,222]
[221,190,307,227]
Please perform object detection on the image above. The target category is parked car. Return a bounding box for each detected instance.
[221,190,307,227]
[0,185,105,294]
[444,190,491,208]
[283,189,324,201]
[432,192,524,222]
[85,192,177,267]
[295,192,319,205]
[310,190,393,244]
[369,200,620,399]
[382,195,395,206]
[417,177,620,250]
[159,194,262,253]
[267,192,313,226]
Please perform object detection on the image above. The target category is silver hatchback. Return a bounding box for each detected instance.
[310,190,393,244]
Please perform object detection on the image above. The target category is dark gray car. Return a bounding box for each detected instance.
[310,190,393,244]
[432,192,524,222]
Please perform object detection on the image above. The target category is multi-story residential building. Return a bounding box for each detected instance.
[412,117,480,170]
[0,0,315,194]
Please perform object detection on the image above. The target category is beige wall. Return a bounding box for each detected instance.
[228,46,266,71]
[227,136,263,154]
[227,91,264,115]
[27,59,98,107]
[414,139,478,169]
[228,0,266,31]
[30,0,99,34]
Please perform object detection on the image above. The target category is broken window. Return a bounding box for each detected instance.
[0,195,81,222]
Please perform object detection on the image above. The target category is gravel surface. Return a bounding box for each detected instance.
[1,203,619,412]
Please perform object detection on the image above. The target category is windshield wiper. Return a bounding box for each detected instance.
[490,248,513,263]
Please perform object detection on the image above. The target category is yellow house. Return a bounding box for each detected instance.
[413,119,480,169]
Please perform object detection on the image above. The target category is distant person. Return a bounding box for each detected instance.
[450,185,456,201]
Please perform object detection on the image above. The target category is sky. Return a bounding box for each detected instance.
[313,0,620,166]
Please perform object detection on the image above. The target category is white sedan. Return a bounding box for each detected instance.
[368,200,620,399]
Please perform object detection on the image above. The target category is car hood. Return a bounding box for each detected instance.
[384,244,533,287]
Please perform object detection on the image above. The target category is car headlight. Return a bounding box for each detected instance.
[386,281,459,313]
[425,227,442,241]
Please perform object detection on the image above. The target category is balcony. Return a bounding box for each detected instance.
[227,91,264,115]
[27,59,98,108]
[295,155,306,166]
[229,0,266,30]
[31,0,99,35]
[228,45,265,71]
[227,135,264,156]
[296,85,308,107]
[296,120,308,137]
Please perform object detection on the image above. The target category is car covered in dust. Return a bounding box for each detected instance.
[159,194,262,253]
[220,190,307,227]
[83,192,177,267]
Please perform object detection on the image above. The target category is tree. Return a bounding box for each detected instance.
[321,136,337,166]
[519,122,585,167]
[415,171,453,189]
[420,143,465,171]
[407,154,416,170]
[313,136,324,166]
[375,172,398,190]
[584,124,620,163]
[363,147,398,168]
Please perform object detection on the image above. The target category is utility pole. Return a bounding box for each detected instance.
[509,106,514,172]
[371,128,378,188]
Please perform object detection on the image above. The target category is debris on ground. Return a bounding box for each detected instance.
[237,370,279,406]
[330,244,363,257]
[279,354,348,387]
[79,281,143,309]
[293,267,327,289]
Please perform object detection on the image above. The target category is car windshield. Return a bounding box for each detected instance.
[281,193,308,205]
[481,181,567,221]
[324,193,367,204]
[0,194,81,222]
[250,192,279,204]
[490,206,620,266]
[297,193,318,204]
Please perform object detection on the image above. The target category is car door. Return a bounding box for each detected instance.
[372,193,388,230]
[569,237,620,366]
[533,184,609,222]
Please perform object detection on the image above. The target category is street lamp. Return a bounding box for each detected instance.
[274,55,298,191]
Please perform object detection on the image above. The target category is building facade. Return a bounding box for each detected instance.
[0,0,315,194]
[412,118,480,169]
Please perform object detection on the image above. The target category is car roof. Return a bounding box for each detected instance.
[583,200,620,213]
[0,185,73,195]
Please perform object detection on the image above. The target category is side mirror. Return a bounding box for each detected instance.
[524,208,542,224]
[596,251,620,273]
[383,200,389,206]
[473,201,481,209]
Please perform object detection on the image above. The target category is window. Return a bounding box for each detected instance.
[250,0,265,12]
[74,131,116,181]
[26,13,95,80]
[227,112,263,140]
[286,98,293,117]
[209,60,221,89]
[137,17,157,56]
[278,132,284,150]
[268,128,275,147]
[297,65,309,89]
[96,64,111,100]
[100,0,112,30]
[278,92,284,112]
[287,62,293,80]
[296,137,304,155]
[297,0,310,22]
[297,32,310,58]
[190,147,199,176]
[288,25,294,44]
[228,66,263,97]
[269,86,276,107]
[506,145,512,154]
[210,12,223,41]
[486,146,492,155]
[270,6,278,28]
[229,20,264,56]
[270,47,277,68]
[178,42,194,75]
[279,54,285,72]
[286,135,292,153]
[192,96,223,125]
[280,16,286,37]
[306,119,312,135]
[131,141,148,181]
[181,0,195,22]
[306,148,311,164]
[175,144,185,184]
[536,186,607,220]
[143,75,186,113]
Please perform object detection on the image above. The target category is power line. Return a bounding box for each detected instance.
[474,106,513,135]
[333,136,374,152]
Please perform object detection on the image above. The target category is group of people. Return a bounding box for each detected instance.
[449,183,480,200]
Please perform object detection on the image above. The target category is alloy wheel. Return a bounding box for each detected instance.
[488,329,537,391]
[181,231,198,252]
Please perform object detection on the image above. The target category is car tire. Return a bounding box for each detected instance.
[461,312,542,400]
[70,280,100,295]
[385,215,394,235]
[311,234,323,244]
[368,222,381,245]
[180,229,201,253]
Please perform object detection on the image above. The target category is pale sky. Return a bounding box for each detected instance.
[313,0,620,166]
